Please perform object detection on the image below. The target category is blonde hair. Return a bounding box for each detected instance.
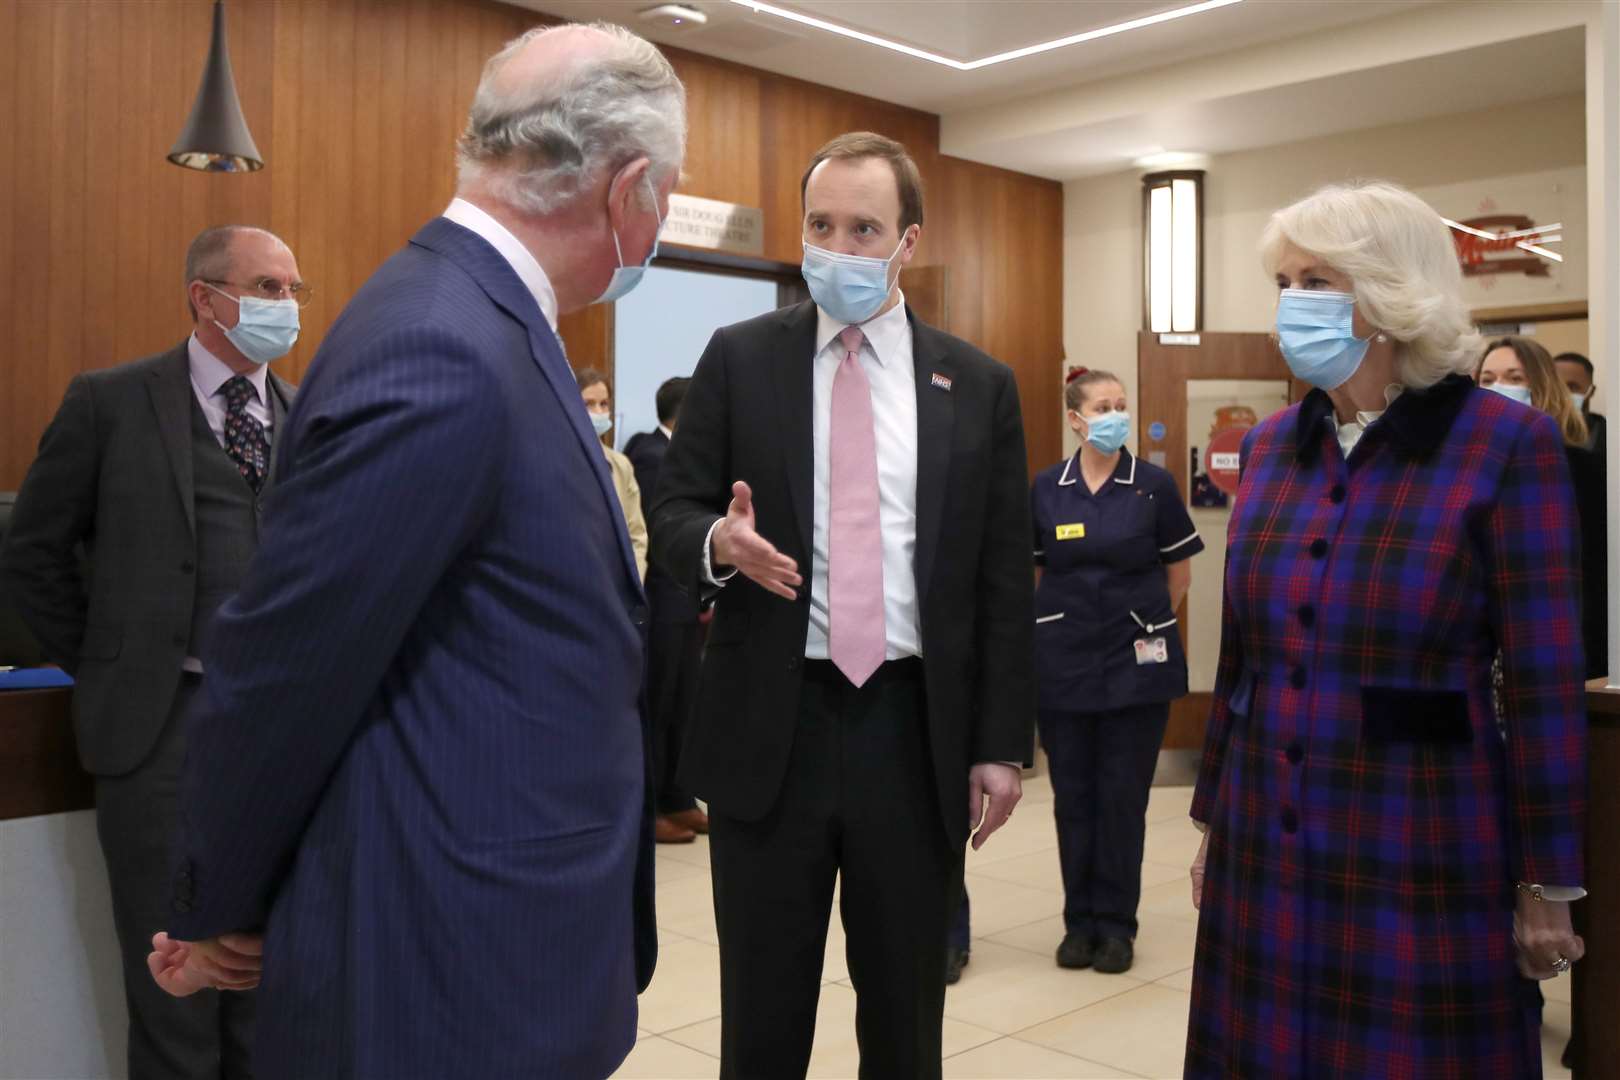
[1260,181,1482,390]
[1476,336,1589,447]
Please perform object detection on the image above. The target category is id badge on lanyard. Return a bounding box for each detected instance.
[1130,610,1173,665]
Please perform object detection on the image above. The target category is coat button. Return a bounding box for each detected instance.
[1290,667,1307,690]
[630,605,648,628]
[1297,604,1315,628]
[180,560,195,574]
[1329,484,1346,504]
[1281,807,1299,833]
[1309,538,1328,558]
[1285,743,1303,765]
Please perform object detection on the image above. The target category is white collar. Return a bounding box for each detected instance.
[188,334,269,404]
[1336,382,1406,433]
[658,424,674,440]
[815,291,909,366]
[442,197,559,332]
[1058,450,1134,488]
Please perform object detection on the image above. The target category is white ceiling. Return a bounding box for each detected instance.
[511,1,1586,180]
[519,0,1433,113]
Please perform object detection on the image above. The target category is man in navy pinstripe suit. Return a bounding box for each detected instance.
[143,23,685,1080]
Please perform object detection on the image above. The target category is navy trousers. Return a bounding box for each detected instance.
[1040,702,1169,940]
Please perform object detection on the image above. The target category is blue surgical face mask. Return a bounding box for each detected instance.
[1488,382,1534,407]
[1571,389,1590,409]
[207,284,299,365]
[589,411,613,437]
[1080,410,1130,455]
[595,175,663,305]
[801,234,906,325]
[1275,289,1371,391]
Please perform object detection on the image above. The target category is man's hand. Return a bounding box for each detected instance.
[1190,828,1208,910]
[967,763,1021,851]
[711,481,801,600]
[1514,896,1584,980]
[147,931,264,996]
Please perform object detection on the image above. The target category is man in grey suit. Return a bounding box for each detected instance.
[1,224,302,1079]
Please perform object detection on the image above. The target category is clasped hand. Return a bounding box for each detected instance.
[148,931,263,996]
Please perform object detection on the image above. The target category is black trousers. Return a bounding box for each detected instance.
[1039,702,1169,940]
[95,673,255,1080]
[647,617,702,814]
[710,659,958,1080]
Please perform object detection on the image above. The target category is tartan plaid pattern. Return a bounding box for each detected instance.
[1186,376,1586,1078]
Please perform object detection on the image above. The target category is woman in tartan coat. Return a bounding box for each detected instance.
[1185,182,1587,1079]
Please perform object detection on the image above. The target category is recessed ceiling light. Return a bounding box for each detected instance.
[725,0,1243,71]
[640,4,708,29]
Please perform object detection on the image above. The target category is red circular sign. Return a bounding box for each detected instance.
[1205,426,1248,496]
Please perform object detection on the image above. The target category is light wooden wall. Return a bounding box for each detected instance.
[0,0,1063,489]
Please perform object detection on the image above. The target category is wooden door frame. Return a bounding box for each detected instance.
[1137,330,1302,750]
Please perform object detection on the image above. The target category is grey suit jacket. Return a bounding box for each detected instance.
[0,342,293,775]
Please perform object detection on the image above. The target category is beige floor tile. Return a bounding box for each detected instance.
[656,853,711,885]
[1144,785,1195,825]
[968,850,1064,894]
[1138,858,1189,890]
[1541,999,1572,1079]
[982,914,1072,959]
[942,1036,1142,1078]
[608,1034,720,1079]
[944,940,1144,1035]
[655,868,720,945]
[1141,817,1205,870]
[1018,983,1191,1079]
[1135,878,1200,924]
[636,939,724,1035]
[1021,774,1056,806]
[1541,969,1572,1005]
[961,873,1066,937]
[1153,966,1195,992]
[967,807,1064,867]
[657,831,713,869]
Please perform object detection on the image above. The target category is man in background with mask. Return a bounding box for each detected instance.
[1,223,302,1078]
[1555,351,1605,454]
[135,23,682,1080]
[649,131,1035,1079]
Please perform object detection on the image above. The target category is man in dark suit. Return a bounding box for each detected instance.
[625,376,707,843]
[138,23,685,1080]
[1,223,301,1078]
[649,132,1035,1079]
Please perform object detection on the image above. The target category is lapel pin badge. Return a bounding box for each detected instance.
[930,372,953,392]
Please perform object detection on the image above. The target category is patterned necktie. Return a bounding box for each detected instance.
[827,326,886,687]
[221,375,269,493]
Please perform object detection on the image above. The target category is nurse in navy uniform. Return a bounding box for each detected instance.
[1033,367,1203,974]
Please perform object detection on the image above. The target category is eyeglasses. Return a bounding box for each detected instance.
[205,278,315,308]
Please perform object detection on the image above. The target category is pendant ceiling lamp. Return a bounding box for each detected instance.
[167,0,263,172]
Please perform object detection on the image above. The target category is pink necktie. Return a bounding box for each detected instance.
[828,326,886,687]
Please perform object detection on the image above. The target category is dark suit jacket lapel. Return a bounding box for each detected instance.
[410,217,642,592]
[773,301,819,563]
[147,343,197,537]
[909,311,955,604]
[263,372,293,492]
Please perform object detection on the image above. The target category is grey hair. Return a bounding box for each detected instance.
[456,23,686,215]
[183,225,279,322]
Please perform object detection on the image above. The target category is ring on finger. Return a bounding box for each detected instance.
[1552,954,1572,973]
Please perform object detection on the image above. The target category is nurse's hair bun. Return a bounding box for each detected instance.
[1064,366,1121,411]
[1065,367,1090,384]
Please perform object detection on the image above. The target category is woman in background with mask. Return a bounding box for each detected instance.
[577,367,649,581]
[1185,182,1586,1078]
[1028,367,1202,976]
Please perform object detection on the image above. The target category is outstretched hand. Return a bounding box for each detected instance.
[711,481,801,601]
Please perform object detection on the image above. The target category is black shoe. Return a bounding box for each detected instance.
[945,946,970,985]
[1056,932,1093,969]
[1093,936,1134,974]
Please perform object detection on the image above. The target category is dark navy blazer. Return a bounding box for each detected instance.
[169,218,655,1079]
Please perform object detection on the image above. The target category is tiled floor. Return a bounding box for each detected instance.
[613,780,1575,1079]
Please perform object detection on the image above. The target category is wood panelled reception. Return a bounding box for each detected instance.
[0,0,1063,491]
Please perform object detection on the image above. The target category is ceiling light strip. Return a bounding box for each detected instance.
[725,0,1244,71]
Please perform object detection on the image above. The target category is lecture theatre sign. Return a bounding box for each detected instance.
[665,194,765,257]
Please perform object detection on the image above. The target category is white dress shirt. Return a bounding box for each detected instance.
[442,197,559,333]
[188,335,273,448]
[705,297,923,659]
